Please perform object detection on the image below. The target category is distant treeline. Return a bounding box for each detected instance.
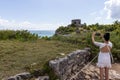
[0,30,38,41]
[55,20,120,35]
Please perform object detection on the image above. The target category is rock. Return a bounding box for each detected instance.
[35,76,49,80]
[49,49,91,80]
[3,72,31,80]
[58,53,65,56]
[109,70,120,79]
[15,72,31,79]
[31,63,37,66]
[85,75,90,79]
[6,76,16,80]
[84,47,91,52]
[3,76,21,80]
[83,65,120,80]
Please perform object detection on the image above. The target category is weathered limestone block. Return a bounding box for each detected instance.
[49,48,91,80]
[5,76,16,80]
[49,59,60,73]
[35,76,49,80]
[3,76,21,80]
[109,70,120,80]
[3,72,31,80]
[15,72,31,79]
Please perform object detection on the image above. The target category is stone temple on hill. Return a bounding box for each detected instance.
[71,19,81,27]
[68,19,83,27]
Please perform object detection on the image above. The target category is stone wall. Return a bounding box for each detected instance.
[49,48,91,80]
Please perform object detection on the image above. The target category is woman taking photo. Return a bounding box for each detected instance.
[92,32,113,80]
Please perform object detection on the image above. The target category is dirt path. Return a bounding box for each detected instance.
[111,63,120,74]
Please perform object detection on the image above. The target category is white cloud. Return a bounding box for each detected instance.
[89,11,103,23]
[0,17,60,30]
[104,0,120,19]
[89,0,120,23]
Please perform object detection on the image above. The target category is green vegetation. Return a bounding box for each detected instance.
[0,40,80,79]
[0,30,38,41]
[55,25,76,35]
[54,20,120,62]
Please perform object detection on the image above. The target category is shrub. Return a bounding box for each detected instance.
[41,36,51,40]
[0,30,38,41]
[55,26,76,35]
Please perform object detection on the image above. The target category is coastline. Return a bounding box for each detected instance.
[29,30,55,37]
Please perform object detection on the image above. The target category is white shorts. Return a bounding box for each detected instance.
[97,52,111,68]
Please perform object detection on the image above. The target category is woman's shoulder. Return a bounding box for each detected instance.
[108,41,112,47]
[94,41,104,46]
[109,41,112,44]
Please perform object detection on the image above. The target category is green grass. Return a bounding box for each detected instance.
[0,39,80,79]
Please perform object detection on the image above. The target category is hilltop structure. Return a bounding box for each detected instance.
[67,19,85,28]
[71,19,81,27]
[55,19,85,35]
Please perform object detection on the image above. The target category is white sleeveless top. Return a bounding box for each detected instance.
[94,41,112,49]
[94,41,113,68]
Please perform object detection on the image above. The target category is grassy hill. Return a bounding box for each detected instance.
[0,39,80,79]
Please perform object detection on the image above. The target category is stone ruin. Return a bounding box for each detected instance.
[71,19,81,27]
[49,48,91,80]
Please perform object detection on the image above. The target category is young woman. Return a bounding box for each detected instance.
[92,32,112,80]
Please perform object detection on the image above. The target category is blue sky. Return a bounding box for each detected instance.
[0,0,120,30]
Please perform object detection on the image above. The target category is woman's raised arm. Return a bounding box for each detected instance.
[92,32,96,43]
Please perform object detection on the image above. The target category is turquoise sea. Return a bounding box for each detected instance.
[29,30,55,37]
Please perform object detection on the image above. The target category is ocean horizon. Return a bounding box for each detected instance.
[29,30,55,37]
